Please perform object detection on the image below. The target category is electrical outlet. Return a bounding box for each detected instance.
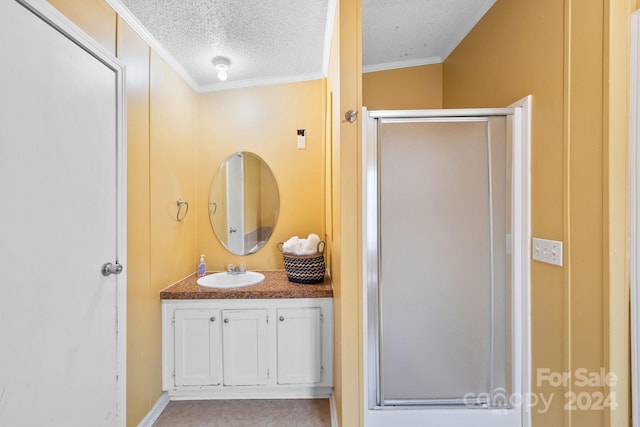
[532,238,563,266]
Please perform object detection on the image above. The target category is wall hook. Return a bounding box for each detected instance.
[176,198,189,222]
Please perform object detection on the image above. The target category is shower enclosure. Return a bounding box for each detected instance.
[363,107,529,427]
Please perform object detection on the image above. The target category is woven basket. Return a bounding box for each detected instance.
[276,241,326,284]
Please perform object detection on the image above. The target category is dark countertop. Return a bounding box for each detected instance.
[160,270,333,300]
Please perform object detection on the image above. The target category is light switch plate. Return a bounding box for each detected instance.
[532,237,563,266]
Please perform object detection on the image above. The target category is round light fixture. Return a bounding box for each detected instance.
[212,56,231,81]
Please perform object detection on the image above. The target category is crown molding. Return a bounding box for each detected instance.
[197,72,326,93]
[362,56,442,74]
[106,0,201,92]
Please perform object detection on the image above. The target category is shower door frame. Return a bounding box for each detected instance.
[363,101,531,427]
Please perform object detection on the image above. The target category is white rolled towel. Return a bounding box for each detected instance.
[300,233,321,255]
[282,236,299,254]
[295,238,306,255]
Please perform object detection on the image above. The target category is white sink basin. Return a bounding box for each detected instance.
[196,271,265,289]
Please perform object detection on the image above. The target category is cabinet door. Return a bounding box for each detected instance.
[174,309,221,386]
[222,309,269,386]
[277,307,322,384]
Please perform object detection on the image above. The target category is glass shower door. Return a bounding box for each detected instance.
[377,117,510,407]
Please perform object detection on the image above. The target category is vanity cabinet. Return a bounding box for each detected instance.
[162,298,333,399]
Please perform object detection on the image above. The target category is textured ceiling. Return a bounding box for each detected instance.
[117,0,330,91]
[109,0,495,92]
[363,0,496,72]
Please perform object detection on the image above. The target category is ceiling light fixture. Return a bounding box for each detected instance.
[212,57,231,81]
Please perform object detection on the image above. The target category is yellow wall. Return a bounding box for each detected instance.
[333,0,363,425]
[148,50,198,287]
[47,1,198,425]
[325,8,340,278]
[443,0,632,426]
[147,47,198,422]
[325,0,341,420]
[196,81,325,270]
[362,63,443,110]
[116,17,153,426]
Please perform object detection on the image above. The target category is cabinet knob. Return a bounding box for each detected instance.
[224,318,229,324]
[279,316,285,322]
[210,316,216,322]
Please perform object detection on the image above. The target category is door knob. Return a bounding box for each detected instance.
[345,109,358,123]
[101,262,123,277]
[210,316,216,322]
[224,318,229,323]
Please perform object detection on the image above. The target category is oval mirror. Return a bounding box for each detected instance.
[208,152,280,255]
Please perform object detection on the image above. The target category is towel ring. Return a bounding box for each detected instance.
[176,198,189,222]
[209,202,217,217]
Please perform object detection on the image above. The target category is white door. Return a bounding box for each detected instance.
[0,1,125,426]
[277,307,322,384]
[174,309,221,386]
[222,309,268,386]
[226,153,245,253]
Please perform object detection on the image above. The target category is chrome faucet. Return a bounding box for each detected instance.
[226,264,246,275]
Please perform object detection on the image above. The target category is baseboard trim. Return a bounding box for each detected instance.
[329,392,339,427]
[137,392,170,427]
[167,386,333,400]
